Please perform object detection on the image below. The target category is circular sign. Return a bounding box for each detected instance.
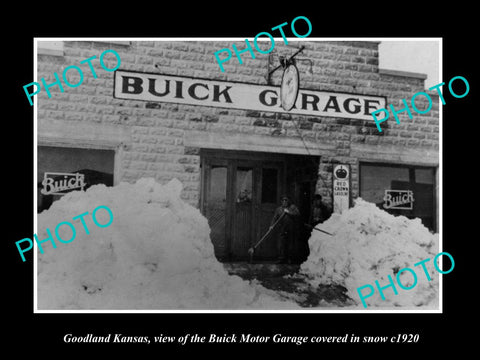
[334,165,349,180]
[280,64,299,111]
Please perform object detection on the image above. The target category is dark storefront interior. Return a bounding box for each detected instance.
[360,162,436,232]
[37,146,115,213]
[200,149,320,263]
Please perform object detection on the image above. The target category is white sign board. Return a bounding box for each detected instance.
[114,70,386,121]
[333,164,350,214]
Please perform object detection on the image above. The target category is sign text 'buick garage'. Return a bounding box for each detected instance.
[114,70,386,121]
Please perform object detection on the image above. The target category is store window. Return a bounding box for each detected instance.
[360,162,436,231]
[37,146,115,213]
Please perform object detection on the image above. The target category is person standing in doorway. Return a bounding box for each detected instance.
[309,194,331,227]
[270,195,300,264]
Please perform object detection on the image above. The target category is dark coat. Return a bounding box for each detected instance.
[271,204,300,233]
[309,203,331,226]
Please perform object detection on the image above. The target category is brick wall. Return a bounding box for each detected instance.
[37,40,439,208]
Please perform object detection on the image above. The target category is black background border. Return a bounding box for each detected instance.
[5,6,473,354]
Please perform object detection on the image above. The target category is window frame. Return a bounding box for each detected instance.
[359,161,437,231]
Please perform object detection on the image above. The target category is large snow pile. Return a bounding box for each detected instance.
[301,199,440,309]
[37,178,299,310]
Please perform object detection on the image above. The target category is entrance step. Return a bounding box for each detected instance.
[223,262,301,279]
[223,262,354,307]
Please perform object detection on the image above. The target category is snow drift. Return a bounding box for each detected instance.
[301,198,440,309]
[36,178,299,310]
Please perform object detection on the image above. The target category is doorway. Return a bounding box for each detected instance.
[201,149,319,262]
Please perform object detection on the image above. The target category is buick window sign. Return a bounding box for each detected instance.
[383,190,414,210]
[41,172,86,196]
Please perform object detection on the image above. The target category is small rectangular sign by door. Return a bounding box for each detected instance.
[333,164,350,214]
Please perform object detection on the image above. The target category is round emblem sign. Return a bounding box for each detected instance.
[280,64,299,111]
[334,165,349,180]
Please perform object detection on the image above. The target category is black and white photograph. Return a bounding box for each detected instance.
[33,38,442,312]
[6,9,473,353]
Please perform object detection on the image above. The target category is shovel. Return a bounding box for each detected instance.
[304,223,334,236]
[248,212,285,263]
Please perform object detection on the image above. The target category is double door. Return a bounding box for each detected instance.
[201,152,285,261]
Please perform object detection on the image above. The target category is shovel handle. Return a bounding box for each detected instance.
[250,211,285,252]
[304,223,334,236]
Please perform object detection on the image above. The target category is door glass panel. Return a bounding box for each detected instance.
[207,165,227,258]
[261,168,278,203]
[233,167,253,258]
[210,166,227,203]
[236,167,253,203]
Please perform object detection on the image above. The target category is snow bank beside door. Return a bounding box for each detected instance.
[301,199,440,309]
[37,178,299,310]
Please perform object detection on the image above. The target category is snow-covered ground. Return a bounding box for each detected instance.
[36,178,439,310]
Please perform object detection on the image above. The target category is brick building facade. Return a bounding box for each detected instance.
[36,39,439,262]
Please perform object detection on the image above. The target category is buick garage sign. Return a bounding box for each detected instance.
[114,70,386,120]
